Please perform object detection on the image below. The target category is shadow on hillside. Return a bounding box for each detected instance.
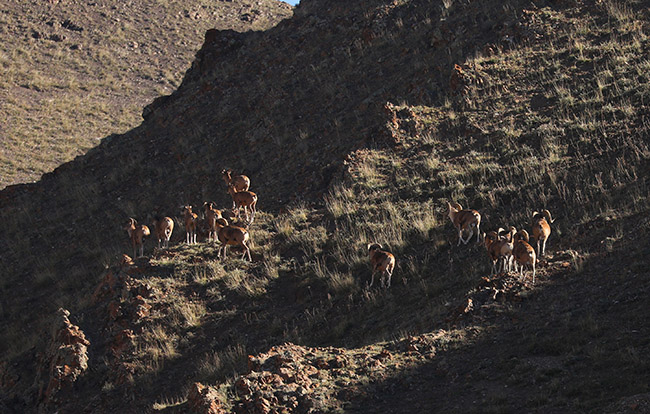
[0,0,605,410]
[347,228,650,413]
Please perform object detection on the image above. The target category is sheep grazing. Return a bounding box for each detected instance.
[203,202,223,243]
[447,201,482,246]
[152,216,174,249]
[531,209,555,257]
[367,243,396,288]
[227,184,257,224]
[513,229,537,284]
[182,205,198,244]
[125,218,150,258]
[215,218,252,261]
[222,169,251,209]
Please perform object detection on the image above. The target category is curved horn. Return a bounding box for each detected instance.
[543,209,555,223]
[519,229,530,242]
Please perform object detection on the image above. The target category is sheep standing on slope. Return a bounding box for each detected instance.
[531,209,555,257]
[447,201,482,246]
[203,202,223,243]
[152,216,174,249]
[227,184,257,224]
[222,169,250,209]
[215,218,252,261]
[513,229,537,284]
[483,230,501,275]
[367,243,396,288]
[125,218,150,258]
[182,205,198,244]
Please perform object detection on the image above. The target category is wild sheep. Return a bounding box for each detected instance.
[483,227,515,275]
[125,218,150,258]
[531,209,555,257]
[227,184,257,224]
[182,205,198,244]
[447,201,481,246]
[367,243,396,288]
[203,202,223,243]
[152,216,174,249]
[513,229,537,284]
[483,230,500,274]
[222,169,250,209]
[215,218,251,261]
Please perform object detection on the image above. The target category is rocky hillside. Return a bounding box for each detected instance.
[1,0,649,412]
[0,0,292,188]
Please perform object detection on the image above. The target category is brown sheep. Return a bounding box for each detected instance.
[203,202,223,243]
[125,218,150,257]
[531,209,555,257]
[182,205,198,244]
[227,184,257,224]
[367,243,396,288]
[152,216,174,249]
[513,229,537,284]
[447,201,481,246]
[215,218,251,261]
[222,169,250,209]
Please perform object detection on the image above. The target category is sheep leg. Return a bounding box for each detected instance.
[385,269,393,288]
[462,229,471,245]
[541,239,547,257]
[532,263,536,285]
[242,242,252,261]
[369,270,376,287]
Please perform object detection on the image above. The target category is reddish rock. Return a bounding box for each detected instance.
[132,295,152,320]
[37,308,90,405]
[187,382,226,414]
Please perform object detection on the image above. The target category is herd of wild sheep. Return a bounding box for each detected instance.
[367,203,554,288]
[126,169,555,288]
[125,169,256,261]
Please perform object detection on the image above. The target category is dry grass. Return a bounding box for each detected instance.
[0,0,291,188]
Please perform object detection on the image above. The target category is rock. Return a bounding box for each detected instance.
[187,382,227,414]
[36,308,90,405]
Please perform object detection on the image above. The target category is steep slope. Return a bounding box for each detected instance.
[1,0,649,412]
[0,0,292,188]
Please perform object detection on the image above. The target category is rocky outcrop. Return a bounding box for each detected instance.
[187,382,227,414]
[92,263,160,385]
[35,308,90,405]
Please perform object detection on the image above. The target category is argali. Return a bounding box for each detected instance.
[152,216,174,249]
[531,209,555,257]
[125,218,150,258]
[447,201,481,246]
[367,243,396,288]
[182,205,198,244]
[227,184,257,224]
[513,229,537,284]
[215,218,252,261]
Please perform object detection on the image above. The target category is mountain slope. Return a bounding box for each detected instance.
[0,0,292,188]
[0,0,649,412]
